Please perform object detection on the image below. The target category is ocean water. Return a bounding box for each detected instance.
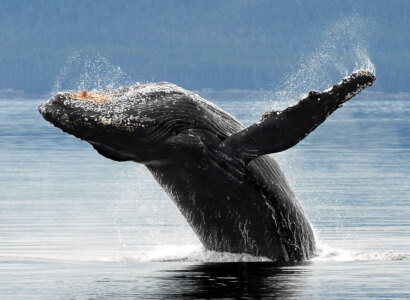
[0,92,409,299]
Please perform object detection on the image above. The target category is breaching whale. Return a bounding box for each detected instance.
[39,70,375,262]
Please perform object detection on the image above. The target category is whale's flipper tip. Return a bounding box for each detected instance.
[336,70,376,103]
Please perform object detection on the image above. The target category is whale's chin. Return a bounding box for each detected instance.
[38,102,90,143]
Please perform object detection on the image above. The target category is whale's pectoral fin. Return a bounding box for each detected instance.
[220,70,376,163]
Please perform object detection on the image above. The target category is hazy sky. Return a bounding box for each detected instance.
[0,0,408,95]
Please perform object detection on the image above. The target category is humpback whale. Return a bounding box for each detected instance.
[39,70,375,262]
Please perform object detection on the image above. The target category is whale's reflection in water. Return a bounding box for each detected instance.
[95,262,310,299]
[4,257,410,299]
[153,262,309,298]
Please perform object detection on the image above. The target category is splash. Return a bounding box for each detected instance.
[115,245,272,263]
[267,15,376,217]
[53,52,133,94]
[313,242,410,262]
[4,244,407,263]
[268,16,376,111]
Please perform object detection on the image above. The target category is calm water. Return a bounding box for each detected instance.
[0,92,409,299]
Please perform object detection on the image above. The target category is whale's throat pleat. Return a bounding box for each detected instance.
[90,143,132,162]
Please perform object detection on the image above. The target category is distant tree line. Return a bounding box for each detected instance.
[0,0,408,95]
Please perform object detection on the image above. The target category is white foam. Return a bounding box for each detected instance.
[1,243,408,263]
[104,245,271,263]
[312,241,410,262]
[85,243,410,263]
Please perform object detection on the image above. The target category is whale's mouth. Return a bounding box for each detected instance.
[38,91,145,162]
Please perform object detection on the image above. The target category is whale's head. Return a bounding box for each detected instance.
[39,83,236,163]
[39,89,160,162]
[39,84,181,163]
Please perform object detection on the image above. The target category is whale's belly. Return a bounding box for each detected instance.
[146,150,315,261]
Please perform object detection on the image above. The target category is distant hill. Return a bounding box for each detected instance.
[0,0,408,95]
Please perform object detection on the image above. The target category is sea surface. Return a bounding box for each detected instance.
[0,92,409,299]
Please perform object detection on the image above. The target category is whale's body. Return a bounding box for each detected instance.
[39,71,375,262]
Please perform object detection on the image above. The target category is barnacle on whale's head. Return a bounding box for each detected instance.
[71,89,111,103]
